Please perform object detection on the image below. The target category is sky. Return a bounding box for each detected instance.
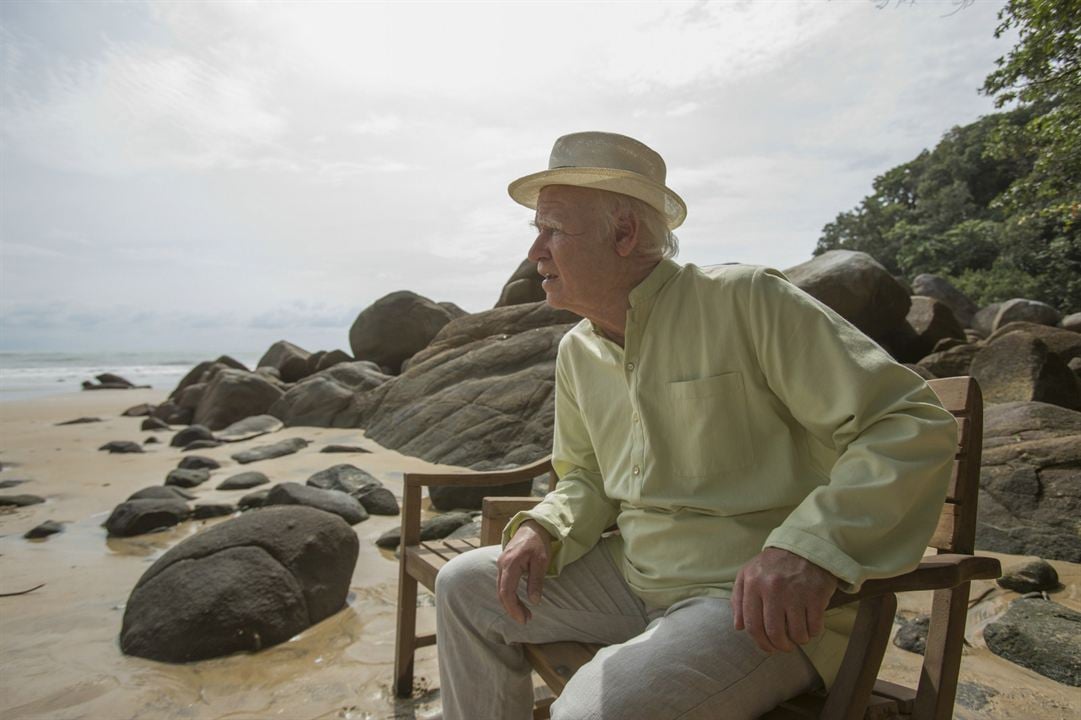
[0,0,1015,355]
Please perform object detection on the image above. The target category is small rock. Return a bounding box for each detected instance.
[320,445,371,454]
[165,468,210,489]
[997,559,1060,593]
[183,439,223,451]
[24,520,63,539]
[97,372,135,387]
[0,479,28,489]
[104,498,191,536]
[217,472,269,491]
[56,417,102,426]
[446,519,481,541]
[306,464,381,495]
[122,403,156,417]
[984,598,1081,686]
[955,682,999,712]
[376,511,473,549]
[230,438,308,465]
[99,441,145,454]
[193,503,235,519]
[129,486,196,501]
[141,417,170,431]
[356,486,399,516]
[178,455,221,471]
[238,489,270,510]
[170,425,215,448]
[144,437,160,444]
[0,494,45,507]
[214,414,284,442]
[264,482,367,525]
[892,615,929,655]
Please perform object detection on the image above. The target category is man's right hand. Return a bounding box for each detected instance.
[496,520,553,624]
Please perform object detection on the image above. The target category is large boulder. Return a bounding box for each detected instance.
[315,349,352,372]
[257,341,313,384]
[119,506,358,662]
[170,356,249,400]
[911,274,978,328]
[987,322,1081,365]
[1062,312,1081,332]
[337,305,576,468]
[784,251,911,349]
[349,291,456,374]
[193,370,285,431]
[976,402,1081,562]
[970,332,1081,410]
[972,303,1002,338]
[899,296,966,362]
[984,598,1081,687]
[263,482,368,525]
[495,259,545,307]
[992,298,1062,332]
[269,363,390,427]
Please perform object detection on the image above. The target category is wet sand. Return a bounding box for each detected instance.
[1,391,1078,719]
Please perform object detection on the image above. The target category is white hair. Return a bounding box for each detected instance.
[595,191,679,260]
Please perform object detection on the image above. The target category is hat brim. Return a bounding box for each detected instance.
[508,167,687,230]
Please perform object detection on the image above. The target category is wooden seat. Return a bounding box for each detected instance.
[393,376,1001,720]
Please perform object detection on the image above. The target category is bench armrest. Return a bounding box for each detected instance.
[827,554,1001,609]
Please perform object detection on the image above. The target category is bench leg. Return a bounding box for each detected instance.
[913,583,970,720]
[394,568,420,697]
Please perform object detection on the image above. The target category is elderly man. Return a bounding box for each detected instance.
[435,132,955,720]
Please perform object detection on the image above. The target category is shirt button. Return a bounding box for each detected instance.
[626,362,635,371]
[632,413,640,423]
[632,465,641,475]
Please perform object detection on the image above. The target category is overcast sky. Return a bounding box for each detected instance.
[0,0,1013,355]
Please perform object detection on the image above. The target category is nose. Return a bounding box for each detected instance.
[527,231,549,264]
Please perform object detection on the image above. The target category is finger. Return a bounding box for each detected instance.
[741,585,773,654]
[497,558,527,624]
[761,594,792,653]
[731,571,744,630]
[527,551,546,604]
[786,606,811,647]
[806,603,825,639]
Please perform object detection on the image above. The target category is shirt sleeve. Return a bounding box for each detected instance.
[746,267,957,592]
[503,339,620,575]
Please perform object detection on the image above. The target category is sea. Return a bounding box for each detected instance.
[0,351,264,403]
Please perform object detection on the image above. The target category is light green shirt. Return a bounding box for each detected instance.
[505,259,956,687]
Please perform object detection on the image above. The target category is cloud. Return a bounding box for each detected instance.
[349,114,403,136]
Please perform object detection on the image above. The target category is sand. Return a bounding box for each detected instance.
[1,390,1078,719]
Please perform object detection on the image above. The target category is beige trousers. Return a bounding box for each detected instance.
[435,542,820,720]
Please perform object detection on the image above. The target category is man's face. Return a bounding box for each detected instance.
[527,185,614,317]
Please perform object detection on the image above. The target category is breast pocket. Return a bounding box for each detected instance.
[659,372,755,479]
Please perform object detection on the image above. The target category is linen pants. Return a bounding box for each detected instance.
[435,541,821,720]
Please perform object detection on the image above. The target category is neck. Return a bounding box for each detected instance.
[585,257,661,348]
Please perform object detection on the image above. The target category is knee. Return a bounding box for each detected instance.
[435,546,498,611]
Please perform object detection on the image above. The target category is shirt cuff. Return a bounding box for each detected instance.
[764,526,864,593]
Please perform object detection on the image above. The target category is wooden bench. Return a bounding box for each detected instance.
[394,376,1000,719]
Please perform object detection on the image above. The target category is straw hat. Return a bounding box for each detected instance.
[508,131,687,230]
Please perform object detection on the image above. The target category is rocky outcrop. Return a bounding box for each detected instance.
[269,363,390,427]
[119,506,358,662]
[315,349,352,372]
[192,370,285,431]
[785,251,911,351]
[257,341,312,383]
[349,291,457,374]
[170,356,249,401]
[970,332,1081,410]
[496,259,545,307]
[984,598,1081,686]
[976,402,1081,562]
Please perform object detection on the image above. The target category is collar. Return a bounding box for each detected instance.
[628,258,681,309]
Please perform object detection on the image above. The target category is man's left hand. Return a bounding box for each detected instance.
[731,547,838,653]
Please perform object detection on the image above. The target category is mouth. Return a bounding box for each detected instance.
[540,272,559,287]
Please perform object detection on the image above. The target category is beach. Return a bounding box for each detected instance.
[1,389,1079,720]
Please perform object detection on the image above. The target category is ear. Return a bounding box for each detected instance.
[612,211,640,258]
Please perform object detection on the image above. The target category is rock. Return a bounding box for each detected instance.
[165,468,211,488]
[141,416,170,431]
[955,682,999,712]
[892,615,929,655]
[56,416,102,425]
[917,344,979,379]
[183,439,223,451]
[320,445,370,454]
[338,304,574,469]
[306,464,381,495]
[356,486,399,516]
[0,479,27,489]
[899,296,965,361]
[1062,312,1081,332]
[264,482,367,525]
[24,520,63,539]
[375,511,473,549]
[83,380,138,390]
[119,506,358,662]
[997,559,1060,593]
[99,441,145,454]
[97,372,135,387]
[911,274,978,328]
[231,437,309,465]
[349,291,457,374]
[993,298,1062,331]
[215,414,284,442]
[128,486,196,501]
[169,356,249,400]
[122,403,155,417]
[430,480,533,511]
[218,472,270,491]
[176,382,207,411]
[257,341,313,383]
[193,370,285,431]
[315,349,352,372]
[784,251,911,349]
[152,401,193,426]
[238,489,270,510]
[496,259,545,307]
[972,303,1001,338]
[177,455,221,471]
[270,377,355,427]
[144,437,160,444]
[193,503,235,520]
[170,425,214,448]
[306,350,326,377]
[104,498,191,536]
[971,333,1081,410]
[932,337,967,353]
[988,321,1081,365]
[0,494,45,507]
[976,402,1081,562]
[984,598,1081,686]
[446,518,482,541]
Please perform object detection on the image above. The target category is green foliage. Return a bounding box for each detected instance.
[816,0,1080,314]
